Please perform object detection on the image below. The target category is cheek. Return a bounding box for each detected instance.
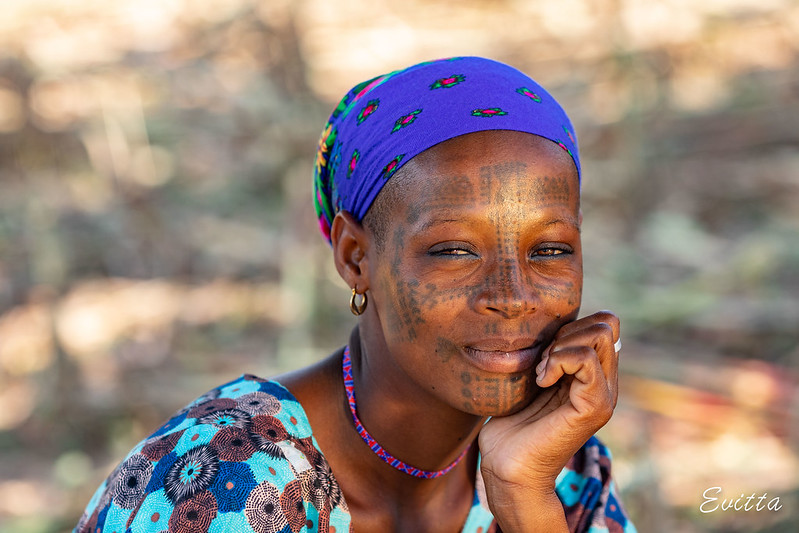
[372,227,427,343]
[435,336,458,363]
[535,277,582,309]
[375,257,445,345]
[533,252,583,310]
[376,259,477,345]
[384,275,426,343]
[383,280,478,344]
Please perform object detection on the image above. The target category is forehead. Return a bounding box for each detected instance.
[392,130,579,210]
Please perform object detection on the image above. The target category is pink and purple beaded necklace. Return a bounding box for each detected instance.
[342,345,471,479]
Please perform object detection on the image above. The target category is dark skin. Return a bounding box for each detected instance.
[278,130,620,532]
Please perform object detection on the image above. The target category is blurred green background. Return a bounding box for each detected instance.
[1,0,797,531]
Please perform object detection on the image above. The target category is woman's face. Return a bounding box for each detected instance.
[363,130,582,417]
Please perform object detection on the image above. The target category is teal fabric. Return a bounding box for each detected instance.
[75,374,636,533]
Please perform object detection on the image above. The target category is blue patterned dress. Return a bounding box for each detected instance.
[75,374,636,533]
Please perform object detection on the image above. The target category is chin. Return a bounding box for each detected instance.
[457,373,541,417]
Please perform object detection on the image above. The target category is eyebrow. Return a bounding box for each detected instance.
[418,217,461,232]
[545,218,581,231]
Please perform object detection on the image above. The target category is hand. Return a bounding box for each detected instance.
[477,311,620,531]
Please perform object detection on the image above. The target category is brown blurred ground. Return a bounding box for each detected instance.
[0,1,797,532]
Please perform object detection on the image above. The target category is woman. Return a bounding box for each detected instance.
[76,57,636,532]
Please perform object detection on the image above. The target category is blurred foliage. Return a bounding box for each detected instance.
[0,0,797,532]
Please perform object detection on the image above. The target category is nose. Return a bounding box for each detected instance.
[474,257,537,319]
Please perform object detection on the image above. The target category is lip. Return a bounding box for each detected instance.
[462,338,543,374]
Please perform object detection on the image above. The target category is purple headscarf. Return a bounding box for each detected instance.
[313,56,579,243]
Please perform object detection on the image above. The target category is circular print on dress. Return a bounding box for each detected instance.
[187,398,237,419]
[198,408,251,431]
[280,478,306,533]
[112,453,154,509]
[210,426,257,462]
[250,415,290,459]
[168,490,217,533]
[236,391,281,417]
[209,460,257,513]
[245,480,289,533]
[164,445,219,503]
[142,430,184,461]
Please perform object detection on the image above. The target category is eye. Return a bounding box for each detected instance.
[428,242,478,257]
[437,248,471,256]
[530,244,573,258]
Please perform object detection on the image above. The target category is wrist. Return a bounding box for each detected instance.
[486,485,567,533]
[481,458,562,495]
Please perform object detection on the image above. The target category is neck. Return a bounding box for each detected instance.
[347,326,485,486]
[276,326,484,529]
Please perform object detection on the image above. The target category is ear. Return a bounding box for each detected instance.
[330,210,370,292]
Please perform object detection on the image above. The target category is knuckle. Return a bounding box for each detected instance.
[595,309,618,321]
[587,322,617,350]
[571,345,595,359]
[595,310,620,329]
[590,322,613,337]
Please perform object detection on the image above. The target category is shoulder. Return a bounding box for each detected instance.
[75,375,351,533]
[556,436,637,533]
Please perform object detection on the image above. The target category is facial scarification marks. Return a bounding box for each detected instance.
[486,252,523,314]
[392,279,476,317]
[435,337,457,363]
[480,164,529,316]
[388,226,426,341]
[516,320,535,336]
[533,175,571,205]
[478,162,527,205]
[405,203,421,225]
[482,322,499,336]
[422,174,476,211]
[386,194,473,341]
[385,160,579,355]
[460,372,474,411]
[402,162,552,320]
[534,281,579,307]
[395,280,424,342]
[460,371,527,414]
[418,283,440,309]
[566,286,580,307]
[422,285,462,308]
[477,162,579,316]
[480,163,573,208]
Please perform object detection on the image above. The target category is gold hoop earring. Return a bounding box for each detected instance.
[349,288,367,316]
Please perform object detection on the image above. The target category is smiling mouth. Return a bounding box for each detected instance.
[462,341,543,374]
